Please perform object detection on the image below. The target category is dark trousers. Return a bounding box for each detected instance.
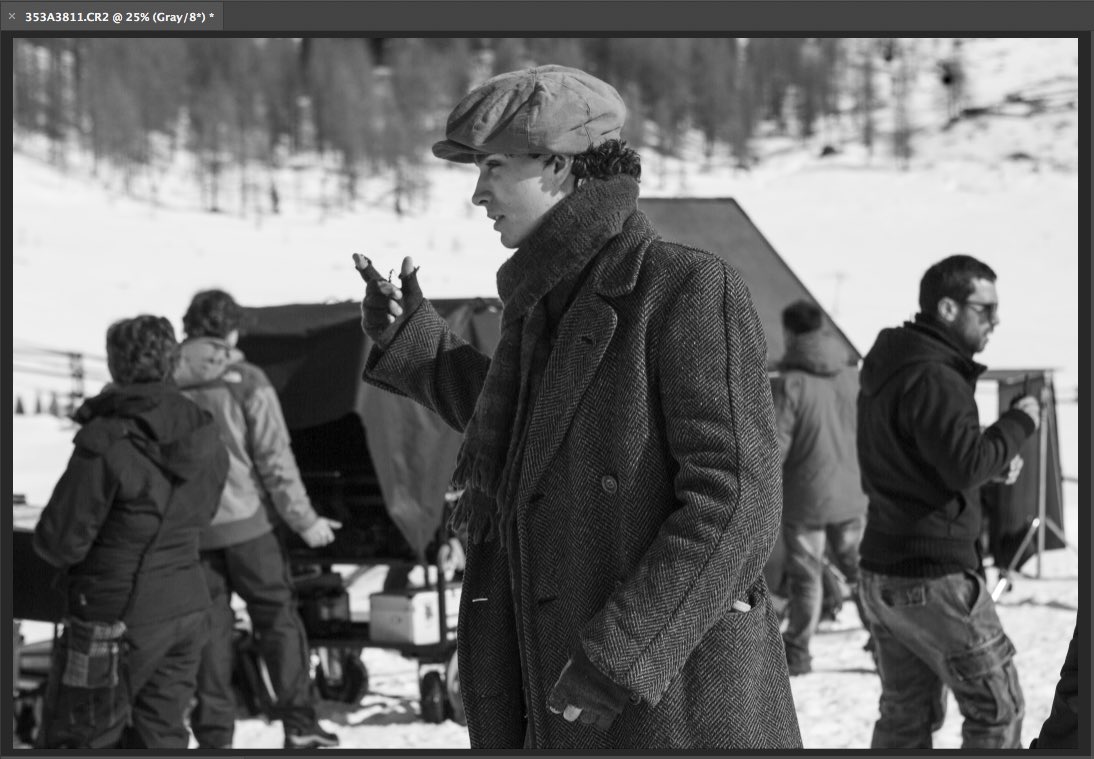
[191,531,316,748]
[782,515,865,661]
[38,609,207,749]
[860,568,1024,748]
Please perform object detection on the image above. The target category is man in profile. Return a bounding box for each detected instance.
[856,254,1039,748]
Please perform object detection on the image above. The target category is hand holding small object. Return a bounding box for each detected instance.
[357,254,421,346]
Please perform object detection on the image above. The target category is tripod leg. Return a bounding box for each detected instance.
[991,518,1041,601]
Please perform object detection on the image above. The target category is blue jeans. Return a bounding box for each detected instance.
[782,516,865,662]
[860,568,1024,748]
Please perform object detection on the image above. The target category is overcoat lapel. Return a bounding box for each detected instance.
[515,289,617,508]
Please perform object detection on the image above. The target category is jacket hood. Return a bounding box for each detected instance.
[175,337,245,388]
[859,314,984,398]
[778,330,850,377]
[73,382,224,482]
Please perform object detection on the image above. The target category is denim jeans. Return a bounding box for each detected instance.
[860,568,1024,748]
[782,516,865,662]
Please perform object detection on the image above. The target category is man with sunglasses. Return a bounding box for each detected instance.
[855,254,1040,748]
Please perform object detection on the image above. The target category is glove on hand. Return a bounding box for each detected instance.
[359,256,423,349]
[547,645,633,732]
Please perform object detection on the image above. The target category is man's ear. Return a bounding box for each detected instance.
[545,154,574,188]
[937,297,960,323]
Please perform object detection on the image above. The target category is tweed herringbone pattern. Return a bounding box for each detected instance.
[366,213,801,749]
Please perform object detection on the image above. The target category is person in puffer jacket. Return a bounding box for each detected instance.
[174,289,341,751]
[34,315,229,749]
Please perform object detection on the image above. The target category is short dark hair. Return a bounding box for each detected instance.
[571,139,641,183]
[106,315,179,385]
[782,300,824,335]
[918,255,997,314]
[182,289,244,339]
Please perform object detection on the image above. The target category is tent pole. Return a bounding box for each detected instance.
[1035,377,1049,578]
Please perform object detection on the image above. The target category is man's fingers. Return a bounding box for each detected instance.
[377,281,402,299]
[562,705,582,722]
[401,256,416,277]
[327,519,343,530]
[389,300,404,318]
[577,710,597,725]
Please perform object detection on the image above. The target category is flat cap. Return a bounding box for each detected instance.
[432,65,626,164]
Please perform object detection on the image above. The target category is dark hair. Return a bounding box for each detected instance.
[182,289,244,339]
[106,315,179,385]
[571,139,641,183]
[782,300,824,335]
[918,255,997,314]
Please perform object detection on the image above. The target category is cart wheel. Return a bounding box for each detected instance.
[443,651,466,726]
[420,671,446,724]
[14,688,43,747]
[315,649,369,704]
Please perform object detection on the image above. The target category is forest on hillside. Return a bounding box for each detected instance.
[13,37,965,213]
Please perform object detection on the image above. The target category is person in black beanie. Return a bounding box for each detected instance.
[856,254,1041,748]
[355,65,800,749]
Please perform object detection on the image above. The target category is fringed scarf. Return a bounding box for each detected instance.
[450,174,640,548]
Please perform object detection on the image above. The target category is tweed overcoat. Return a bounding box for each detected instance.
[364,207,801,749]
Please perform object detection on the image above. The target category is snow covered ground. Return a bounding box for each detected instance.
[11,37,1082,750]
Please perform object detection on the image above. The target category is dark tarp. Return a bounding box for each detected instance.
[981,369,1067,568]
[639,197,860,366]
[239,298,501,561]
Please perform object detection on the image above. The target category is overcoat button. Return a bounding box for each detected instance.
[601,475,618,494]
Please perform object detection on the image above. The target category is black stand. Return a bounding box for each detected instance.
[991,379,1078,601]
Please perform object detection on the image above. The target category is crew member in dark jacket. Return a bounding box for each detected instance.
[33,315,229,749]
[772,300,868,676]
[356,65,800,749]
[857,254,1040,748]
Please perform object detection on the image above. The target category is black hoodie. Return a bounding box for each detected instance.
[34,383,229,624]
[856,314,1036,576]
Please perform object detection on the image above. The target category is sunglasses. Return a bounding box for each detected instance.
[963,301,998,320]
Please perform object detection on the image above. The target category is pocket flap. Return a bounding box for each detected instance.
[947,633,1016,681]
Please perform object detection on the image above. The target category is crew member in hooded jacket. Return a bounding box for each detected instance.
[174,289,342,750]
[856,254,1041,748]
[771,300,868,677]
[34,315,229,749]
[355,65,801,750]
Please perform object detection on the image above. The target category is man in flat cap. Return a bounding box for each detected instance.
[357,65,800,749]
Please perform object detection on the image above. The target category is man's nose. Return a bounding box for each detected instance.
[471,174,489,206]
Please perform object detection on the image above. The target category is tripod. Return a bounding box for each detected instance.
[991,377,1078,601]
